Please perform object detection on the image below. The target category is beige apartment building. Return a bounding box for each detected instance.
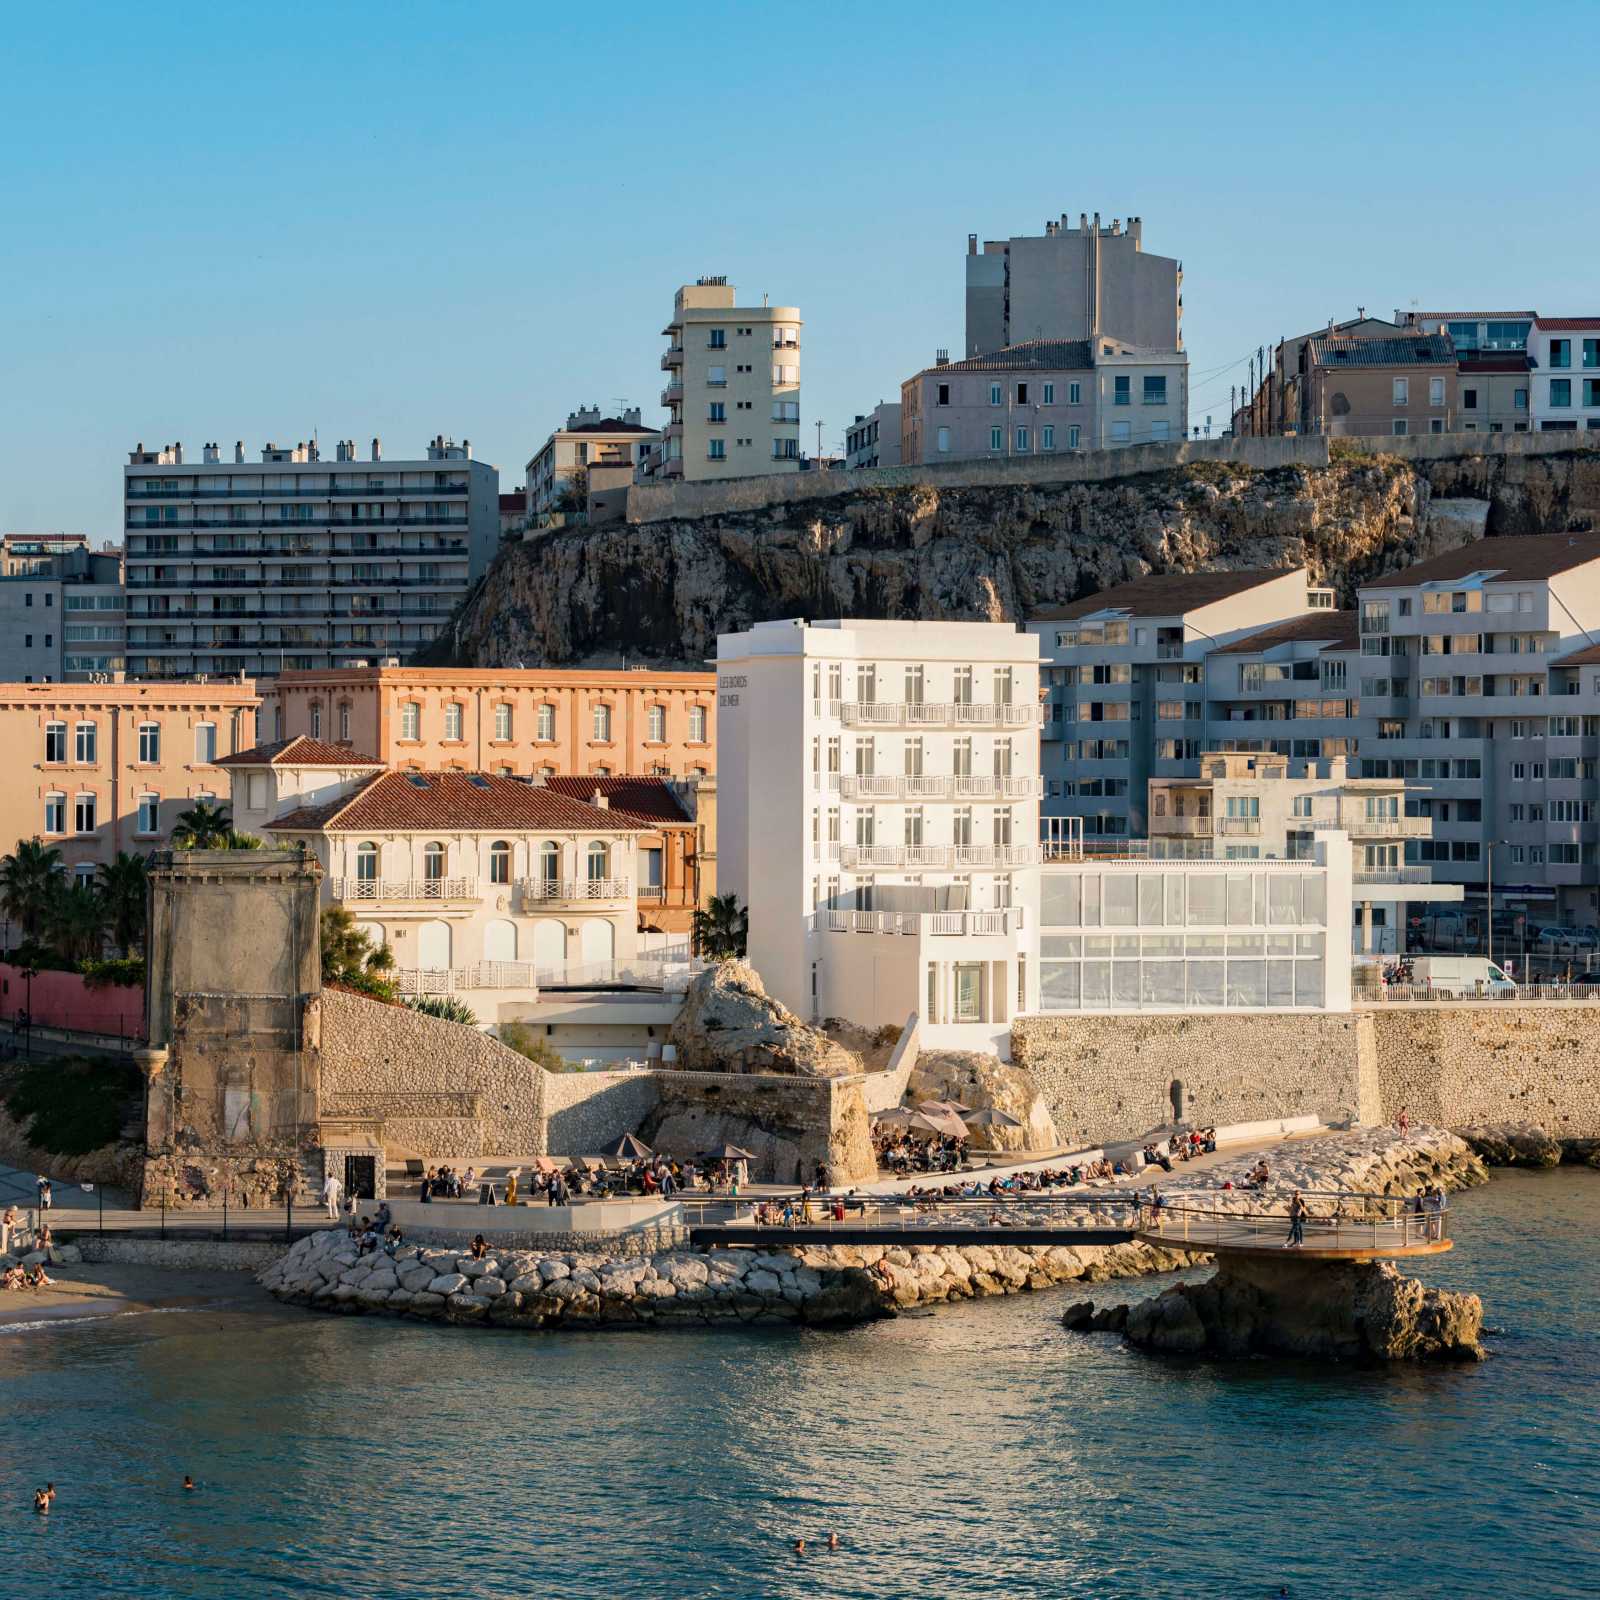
[523,407,660,520]
[0,680,259,891]
[1303,334,1457,437]
[901,336,1188,464]
[643,278,801,482]
[262,665,716,780]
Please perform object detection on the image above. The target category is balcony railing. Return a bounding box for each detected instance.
[837,774,1043,801]
[1353,868,1436,885]
[1320,817,1432,838]
[834,701,1044,729]
[822,908,1025,937]
[516,877,631,904]
[127,483,469,500]
[1215,817,1261,835]
[838,844,1039,870]
[329,876,477,902]
[1150,815,1213,835]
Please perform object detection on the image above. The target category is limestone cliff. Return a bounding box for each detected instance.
[431,448,1600,669]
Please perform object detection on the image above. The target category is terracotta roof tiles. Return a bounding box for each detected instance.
[1031,569,1295,623]
[542,775,692,826]
[216,736,382,768]
[1368,532,1600,588]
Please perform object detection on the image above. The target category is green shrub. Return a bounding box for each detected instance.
[497,1022,573,1071]
[80,957,146,990]
[406,995,479,1026]
[2,1053,142,1156]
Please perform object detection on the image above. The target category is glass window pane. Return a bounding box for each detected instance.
[1083,935,1113,959]
[1228,960,1266,1006]
[1228,874,1253,925]
[1144,961,1184,1006]
[1227,934,1265,956]
[1112,962,1141,1007]
[1267,933,1297,957]
[1113,934,1140,959]
[1297,934,1325,958]
[1082,961,1111,1008]
[1186,933,1225,956]
[1104,875,1137,926]
[1295,960,1325,1006]
[1083,875,1102,926]
[1041,935,1081,958]
[1165,873,1185,924]
[1268,960,1297,1006]
[1187,875,1225,924]
[1040,962,1079,1009]
[1142,933,1184,958]
[1041,874,1081,926]
[1269,874,1302,924]
[1254,874,1268,925]
[1187,960,1225,1007]
[1139,874,1164,926]
[1301,874,1327,924]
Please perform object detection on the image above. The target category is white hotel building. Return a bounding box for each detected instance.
[718,619,1351,1053]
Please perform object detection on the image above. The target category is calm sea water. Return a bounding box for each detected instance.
[1,1170,1596,1600]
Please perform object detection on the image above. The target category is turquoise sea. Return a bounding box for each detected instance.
[2,1169,1596,1600]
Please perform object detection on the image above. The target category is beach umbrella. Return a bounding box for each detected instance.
[597,1133,653,1160]
[919,1099,973,1117]
[909,1108,967,1138]
[703,1143,757,1160]
[873,1107,919,1126]
[961,1107,1024,1130]
[532,1156,561,1175]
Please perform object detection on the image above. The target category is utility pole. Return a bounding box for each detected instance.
[1247,358,1255,435]
[1258,346,1267,435]
[1231,385,1237,435]
[815,419,825,465]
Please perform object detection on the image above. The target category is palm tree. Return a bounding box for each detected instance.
[171,801,235,850]
[1,838,64,945]
[691,892,748,960]
[96,852,149,957]
[48,881,109,966]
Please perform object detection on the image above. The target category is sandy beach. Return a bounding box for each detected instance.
[0,1262,267,1329]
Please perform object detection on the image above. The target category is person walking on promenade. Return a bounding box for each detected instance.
[321,1171,342,1220]
[36,1175,51,1212]
[1395,1106,1410,1136]
[1286,1190,1308,1249]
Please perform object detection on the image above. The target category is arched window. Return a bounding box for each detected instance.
[591,703,612,742]
[356,841,379,882]
[444,702,464,741]
[539,841,560,889]
[586,842,609,884]
[423,841,446,882]
[488,840,511,884]
[647,704,666,742]
[536,704,556,742]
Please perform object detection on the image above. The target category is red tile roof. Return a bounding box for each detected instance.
[542,775,691,826]
[1368,532,1600,588]
[1552,642,1600,668]
[1031,569,1295,622]
[1213,611,1359,654]
[1457,354,1532,373]
[1412,311,1536,321]
[266,770,646,834]
[216,736,382,768]
[1535,317,1600,331]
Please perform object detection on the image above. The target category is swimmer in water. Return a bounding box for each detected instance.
[44,1483,55,1508]
[183,1476,196,1492]
[33,1489,48,1514]
[793,1539,805,1556]
[827,1531,839,1550]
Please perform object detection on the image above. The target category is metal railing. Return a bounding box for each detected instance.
[516,877,631,903]
[821,908,1024,938]
[329,876,477,902]
[1364,982,1600,1003]
[840,843,1039,870]
[834,701,1044,729]
[837,774,1043,801]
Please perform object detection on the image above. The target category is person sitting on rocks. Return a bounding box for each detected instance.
[418,1171,434,1204]
[468,1234,488,1261]
[357,1223,379,1256]
[372,1202,392,1235]
[3,1262,25,1290]
[1245,1160,1270,1189]
[383,1226,404,1257]
[26,1262,53,1289]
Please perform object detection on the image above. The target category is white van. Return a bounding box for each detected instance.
[1406,956,1519,998]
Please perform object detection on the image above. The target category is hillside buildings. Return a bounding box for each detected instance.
[964,213,1182,356]
[845,404,902,469]
[1303,334,1458,436]
[0,544,125,683]
[122,436,499,681]
[262,664,716,781]
[0,678,259,887]
[640,279,802,483]
[901,337,1189,463]
[524,407,659,520]
[1530,318,1600,433]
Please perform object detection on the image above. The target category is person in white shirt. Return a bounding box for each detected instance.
[321,1172,343,1219]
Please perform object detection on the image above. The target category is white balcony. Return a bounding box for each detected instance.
[329,876,477,904]
[833,701,1045,729]
[1215,817,1261,836]
[1318,817,1432,838]
[1150,815,1213,836]
[838,844,1040,870]
[837,774,1044,801]
[822,908,1026,937]
[517,877,631,907]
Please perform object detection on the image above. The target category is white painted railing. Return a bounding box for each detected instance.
[516,877,631,903]
[838,774,1044,801]
[331,877,477,902]
[839,843,1040,869]
[822,908,1024,938]
[834,701,1044,729]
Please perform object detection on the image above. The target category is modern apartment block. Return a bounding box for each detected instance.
[1029,569,1334,840]
[964,213,1182,357]
[900,337,1188,464]
[262,665,716,780]
[1,533,92,576]
[1148,751,1461,952]
[717,619,1044,1052]
[524,407,660,519]
[642,279,801,482]
[845,404,902,469]
[1530,318,1600,433]
[122,436,499,681]
[1303,335,1458,436]
[0,547,125,683]
[0,679,259,891]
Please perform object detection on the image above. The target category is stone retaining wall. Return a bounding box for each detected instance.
[1011,1013,1378,1146]
[540,1070,661,1154]
[76,1237,288,1271]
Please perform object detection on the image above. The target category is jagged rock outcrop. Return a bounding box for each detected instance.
[668,960,860,1077]
[1457,1123,1571,1168]
[432,449,1600,668]
[905,1049,1059,1152]
[1107,1257,1484,1364]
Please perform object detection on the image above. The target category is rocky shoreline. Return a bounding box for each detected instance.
[260,1126,1487,1332]
[1458,1122,1600,1170]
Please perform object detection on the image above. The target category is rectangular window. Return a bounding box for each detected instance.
[707,439,726,460]
[689,704,708,742]
[194,723,217,764]
[1584,380,1600,408]
[1042,383,1055,404]
[936,383,950,406]
[1551,379,1572,408]
[1515,388,1528,410]
[44,722,66,763]
[138,723,160,763]
[1015,426,1030,452]
[1430,418,1444,433]
[494,704,512,740]
[1393,377,1409,405]
[1429,376,1445,406]
[707,365,726,386]
[1016,383,1028,404]
[1069,381,1082,405]
[708,328,726,348]
[400,703,421,740]
[137,794,160,834]
[1143,375,1167,405]
[74,793,96,833]
[707,402,725,422]
[1462,387,1478,411]
[989,426,1003,450]
[1584,339,1600,369]
[989,384,1002,406]
[1111,421,1131,443]
[443,704,463,741]
[1393,419,1409,436]
[1068,425,1080,448]
[1113,376,1131,406]
[1550,339,1571,368]
[936,426,951,453]
[536,704,555,742]
[1042,425,1055,450]
[44,794,65,834]
[74,722,96,763]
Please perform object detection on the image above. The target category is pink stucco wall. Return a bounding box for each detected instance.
[0,964,145,1040]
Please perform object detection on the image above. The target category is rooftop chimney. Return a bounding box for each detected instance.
[592,789,609,809]
[935,348,949,367]
[967,232,977,255]
[371,437,382,461]
[203,442,219,463]
[234,440,245,463]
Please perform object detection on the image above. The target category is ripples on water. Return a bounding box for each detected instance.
[1,1171,1596,1599]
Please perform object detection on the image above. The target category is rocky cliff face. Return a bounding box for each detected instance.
[434,450,1600,668]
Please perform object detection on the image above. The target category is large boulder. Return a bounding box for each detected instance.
[669,960,860,1076]
[1457,1123,1563,1169]
[905,1050,1059,1152]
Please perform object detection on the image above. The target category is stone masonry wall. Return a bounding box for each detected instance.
[1011,1013,1378,1147]
[1367,1004,1600,1137]
[539,1070,661,1155]
[320,991,548,1156]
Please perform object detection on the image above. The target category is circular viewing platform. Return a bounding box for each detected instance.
[1134,1202,1453,1260]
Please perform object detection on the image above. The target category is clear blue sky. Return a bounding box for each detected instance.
[3,0,1596,535]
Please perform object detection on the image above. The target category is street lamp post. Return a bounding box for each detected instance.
[1486,839,1510,971]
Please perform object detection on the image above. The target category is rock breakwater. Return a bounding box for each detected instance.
[1458,1122,1600,1170]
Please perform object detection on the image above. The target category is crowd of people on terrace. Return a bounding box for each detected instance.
[873,1131,969,1176]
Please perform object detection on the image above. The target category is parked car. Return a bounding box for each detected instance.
[1532,924,1584,951]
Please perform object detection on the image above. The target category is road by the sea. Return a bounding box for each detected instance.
[2,1169,1595,1599]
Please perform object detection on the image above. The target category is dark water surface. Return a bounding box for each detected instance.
[2,1170,1596,1599]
